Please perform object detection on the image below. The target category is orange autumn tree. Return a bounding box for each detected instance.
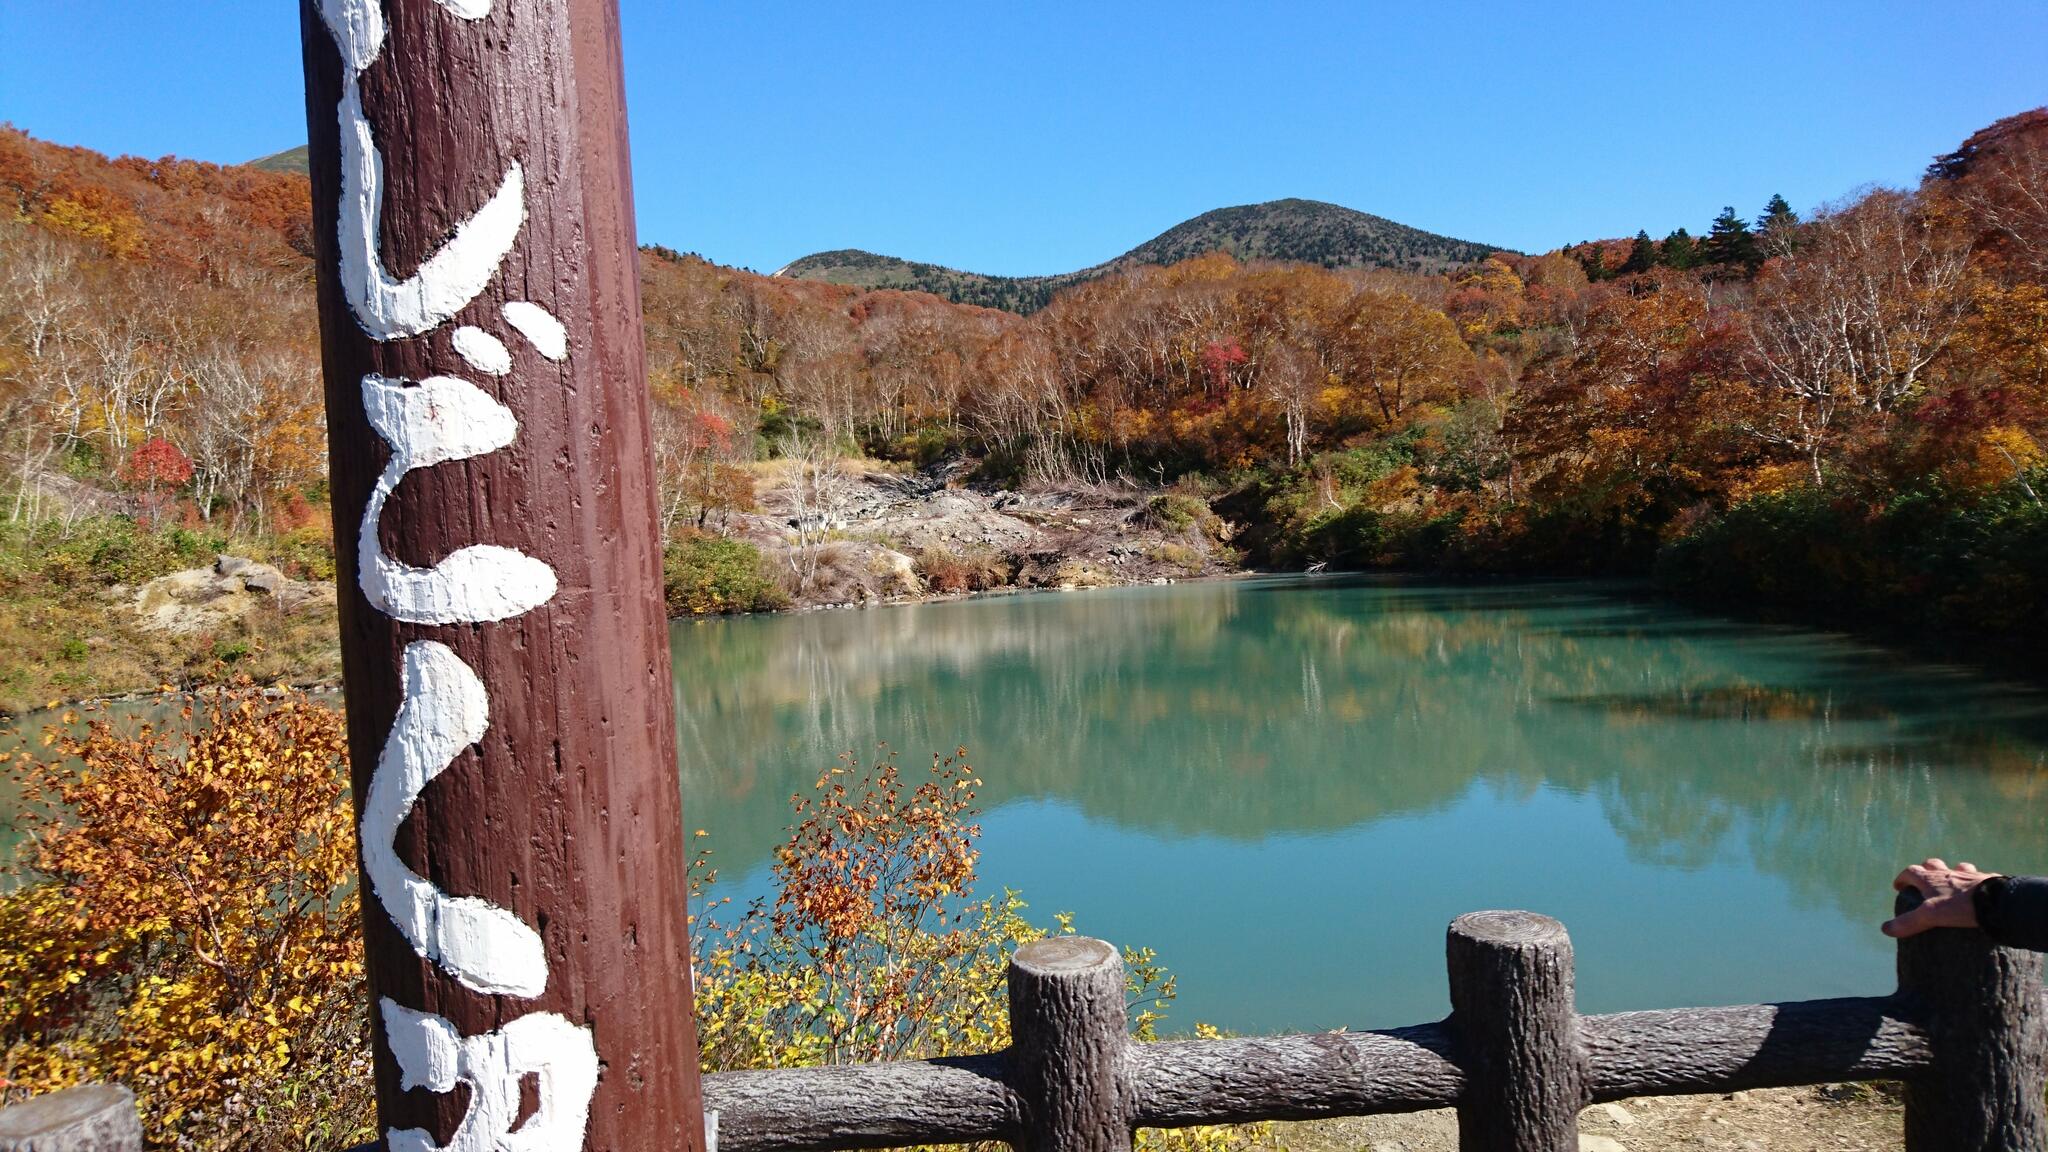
[0,690,372,1152]
[691,748,1035,1069]
[685,748,1256,1152]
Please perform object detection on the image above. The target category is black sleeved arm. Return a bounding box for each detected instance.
[1972,875,2048,952]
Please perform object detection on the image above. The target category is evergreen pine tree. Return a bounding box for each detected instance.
[1704,205,1760,272]
[1620,230,1656,275]
[1575,244,1611,282]
[1660,227,1699,269]
[1757,194,1799,256]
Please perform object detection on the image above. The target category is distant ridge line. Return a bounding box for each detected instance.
[229,148,1503,314]
[777,197,1506,313]
[244,145,310,174]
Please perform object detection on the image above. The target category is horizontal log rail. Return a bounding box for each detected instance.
[702,997,1937,1150]
[8,897,2044,1152]
[704,897,2048,1152]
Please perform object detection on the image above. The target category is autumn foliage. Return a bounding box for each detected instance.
[0,693,1259,1152]
[4,105,2047,646]
[690,749,1031,1068]
[1,690,371,1152]
[1,125,324,536]
[688,747,1260,1152]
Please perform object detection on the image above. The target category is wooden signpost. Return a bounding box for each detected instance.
[295,3,707,1151]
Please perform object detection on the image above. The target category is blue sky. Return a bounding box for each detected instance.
[2,2,2042,275]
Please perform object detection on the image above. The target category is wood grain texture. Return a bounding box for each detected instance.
[1581,998,1930,1099]
[700,1055,1021,1152]
[698,995,1938,1152]
[687,916,2046,1152]
[1447,912,1584,1152]
[1008,938,1137,1152]
[1897,890,2048,1152]
[1130,1023,1464,1125]
[295,1,703,1150]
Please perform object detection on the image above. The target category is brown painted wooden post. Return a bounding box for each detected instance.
[295,3,705,1152]
[1895,890,2048,1152]
[1446,911,1585,1152]
[1008,937,1137,1152]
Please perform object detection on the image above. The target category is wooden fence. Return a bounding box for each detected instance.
[5,900,2044,1152]
[699,902,2048,1152]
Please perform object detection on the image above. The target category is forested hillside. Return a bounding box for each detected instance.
[3,106,2047,698]
[247,145,309,174]
[776,198,1498,312]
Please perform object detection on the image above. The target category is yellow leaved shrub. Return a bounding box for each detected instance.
[4,709,1265,1152]
[1,690,373,1152]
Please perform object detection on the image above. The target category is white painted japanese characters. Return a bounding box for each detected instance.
[358,373,557,624]
[381,999,600,1152]
[357,642,549,997]
[503,301,569,361]
[319,0,527,342]
[316,3,591,1151]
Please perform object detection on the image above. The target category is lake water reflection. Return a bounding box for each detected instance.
[671,576,2048,1034]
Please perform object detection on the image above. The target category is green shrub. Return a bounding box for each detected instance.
[0,516,225,594]
[1314,441,1414,491]
[1145,493,1212,534]
[1657,475,2048,657]
[1655,487,1877,616]
[1299,502,1387,566]
[868,424,963,469]
[663,535,789,616]
[265,524,338,581]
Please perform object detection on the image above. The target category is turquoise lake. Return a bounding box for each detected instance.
[670,576,2048,1034]
[8,576,2045,1036]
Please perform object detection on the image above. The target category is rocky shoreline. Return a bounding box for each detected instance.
[713,459,1246,609]
[4,467,1249,718]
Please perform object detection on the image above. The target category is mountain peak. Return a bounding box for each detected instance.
[779,199,1502,312]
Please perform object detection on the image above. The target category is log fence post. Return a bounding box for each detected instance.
[1008,937,1137,1152]
[1446,911,1586,1152]
[1895,889,2048,1152]
[0,1085,141,1152]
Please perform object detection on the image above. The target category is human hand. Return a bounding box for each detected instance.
[1882,858,1999,938]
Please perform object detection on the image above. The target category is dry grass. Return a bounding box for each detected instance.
[1146,542,1206,575]
[0,517,342,715]
[748,455,907,487]
[1272,1085,1904,1152]
[1051,560,1117,588]
[913,544,1013,594]
[777,541,921,605]
[0,588,340,716]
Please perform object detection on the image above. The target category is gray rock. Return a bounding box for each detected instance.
[0,1084,141,1152]
[1597,1103,1637,1127]
[133,561,333,633]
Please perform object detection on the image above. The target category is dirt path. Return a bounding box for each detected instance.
[1266,1085,1901,1151]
